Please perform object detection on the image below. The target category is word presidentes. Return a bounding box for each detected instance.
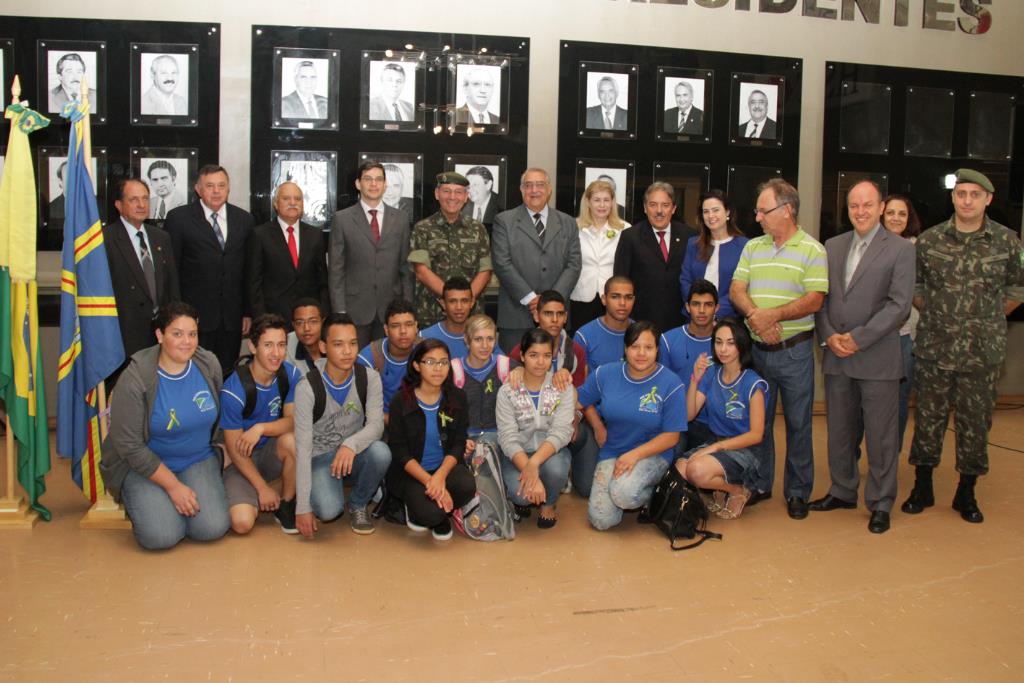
[618,0,994,34]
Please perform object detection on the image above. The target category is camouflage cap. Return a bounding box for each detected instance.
[436,171,469,187]
[954,168,994,193]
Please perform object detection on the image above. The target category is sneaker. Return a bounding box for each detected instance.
[431,518,453,541]
[348,506,375,535]
[405,505,428,533]
[274,498,299,535]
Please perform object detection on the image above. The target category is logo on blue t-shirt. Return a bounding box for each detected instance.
[725,387,745,420]
[268,396,282,418]
[638,386,661,414]
[193,390,215,412]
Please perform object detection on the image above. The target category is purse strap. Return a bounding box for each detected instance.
[670,529,723,551]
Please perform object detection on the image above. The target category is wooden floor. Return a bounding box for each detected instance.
[3,409,1024,682]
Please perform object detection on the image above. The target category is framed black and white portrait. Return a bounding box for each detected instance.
[574,158,635,223]
[444,154,508,225]
[130,147,198,222]
[730,74,785,147]
[37,40,107,124]
[447,56,509,135]
[272,48,339,130]
[131,43,199,126]
[37,146,107,247]
[270,150,338,229]
[652,162,711,225]
[578,62,637,140]
[656,68,712,143]
[360,51,424,132]
[359,152,423,223]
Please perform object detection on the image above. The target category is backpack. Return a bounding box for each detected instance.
[452,440,516,541]
[450,355,510,389]
[305,364,368,424]
[638,466,723,551]
[233,356,291,420]
[561,335,578,375]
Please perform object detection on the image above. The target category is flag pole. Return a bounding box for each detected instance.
[74,75,128,530]
[0,76,40,528]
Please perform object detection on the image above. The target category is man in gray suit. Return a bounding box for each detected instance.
[810,180,915,534]
[368,63,415,122]
[281,61,329,121]
[491,167,582,353]
[585,76,627,131]
[329,161,414,348]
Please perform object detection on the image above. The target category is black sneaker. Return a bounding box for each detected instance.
[431,518,453,541]
[274,498,299,535]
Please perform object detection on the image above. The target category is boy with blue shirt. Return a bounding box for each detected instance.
[222,314,303,535]
[287,298,325,372]
[293,313,391,538]
[573,276,636,371]
[357,299,420,426]
[420,276,473,359]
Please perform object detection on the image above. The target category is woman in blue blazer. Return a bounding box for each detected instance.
[679,190,748,321]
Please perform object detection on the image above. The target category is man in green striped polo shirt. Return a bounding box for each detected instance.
[730,178,828,520]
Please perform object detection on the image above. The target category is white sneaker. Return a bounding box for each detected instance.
[405,505,427,532]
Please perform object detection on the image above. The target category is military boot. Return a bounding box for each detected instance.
[900,465,934,514]
[952,474,984,523]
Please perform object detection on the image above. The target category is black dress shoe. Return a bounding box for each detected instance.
[868,510,891,534]
[809,494,857,512]
[786,497,809,520]
[746,490,772,508]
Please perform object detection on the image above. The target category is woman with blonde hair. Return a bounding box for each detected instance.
[570,179,631,331]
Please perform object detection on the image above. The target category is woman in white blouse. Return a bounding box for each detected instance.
[570,179,630,332]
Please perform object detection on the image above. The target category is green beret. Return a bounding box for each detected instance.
[954,168,994,193]
[436,171,469,187]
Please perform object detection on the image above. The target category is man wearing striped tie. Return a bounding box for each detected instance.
[368,62,415,122]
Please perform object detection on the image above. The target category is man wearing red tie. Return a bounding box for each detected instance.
[246,181,329,329]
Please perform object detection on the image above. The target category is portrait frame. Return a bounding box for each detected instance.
[444,153,508,226]
[655,67,713,144]
[574,158,635,223]
[730,73,785,148]
[272,47,340,131]
[37,39,108,124]
[270,150,338,230]
[904,86,955,158]
[0,39,12,116]
[652,161,711,226]
[727,165,783,236]
[360,51,425,133]
[446,54,510,136]
[839,81,891,155]
[358,152,423,224]
[37,145,108,249]
[967,90,1016,161]
[834,171,889,234]
[130,43,199,127]
[577,61,638,140]
[130,147,199,224]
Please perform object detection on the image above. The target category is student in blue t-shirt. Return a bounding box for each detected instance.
[676,318,768,520]
[221,314,303,536]
[573,275,635,372]
[99,302,230,550]
[578,321,687,531]
[420,276,472,360]
[357,298,420,425]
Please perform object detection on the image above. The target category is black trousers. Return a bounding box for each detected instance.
[570,295,604,335]
[389,463,476,528]
[200,329,243,377]
[356,317,385,351]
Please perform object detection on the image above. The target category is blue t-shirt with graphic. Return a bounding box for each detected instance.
[697,366,769,438]
[577,362,688,463]
[148,360,218,473]
[357,339,408,414]
[421,322,468,360]
[221,361,301,449]
[418,397,444,472]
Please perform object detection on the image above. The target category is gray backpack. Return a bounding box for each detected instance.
[453,441,516,541]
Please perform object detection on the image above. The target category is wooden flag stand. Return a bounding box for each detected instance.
[79,382,130,530]
[0,415,40,528]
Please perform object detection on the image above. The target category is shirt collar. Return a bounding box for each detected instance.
[360,199,383,217]
[528,205,549,224]
[852,223,881,248]
[277,216,299,231]
[120,216,146,236]
[199,200,223,221]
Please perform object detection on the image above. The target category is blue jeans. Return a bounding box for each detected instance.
[898,334,915,453]
[500,447,571,507]
[568,422,599,498]
[588,456,669,531]
[752,338,815,499]
[121,453,230,550]
[310,441,391,518]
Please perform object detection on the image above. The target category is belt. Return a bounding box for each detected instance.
[754,329,814,352]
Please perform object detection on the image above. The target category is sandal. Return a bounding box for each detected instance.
[537,506,557,529]
[703,490,727,513]
[716,488,752,520]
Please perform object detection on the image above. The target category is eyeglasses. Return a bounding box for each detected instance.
[292,317,321,328]
[754,202,788,217]
[361,175,386,184]
[521,181,548,190]
[419,358,450,368]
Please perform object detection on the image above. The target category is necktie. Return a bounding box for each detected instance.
[157,199,166,220]
[533,212,546,239]
[211,211,226,250]
[845,240,867,289]
[605,112,613,130]
[305,98,316,117]
[678,114,686,133]
[369,209,381,243]
[749,122,760,139]
[477,112,485,124]
[136,229,158,307]
[475,206,483,222]
[656,230,669,262]
[393,103,403,121]
[287,225,299,268]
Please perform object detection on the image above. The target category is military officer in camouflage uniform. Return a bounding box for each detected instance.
[902,169,1024,524]
[408,172,493,326]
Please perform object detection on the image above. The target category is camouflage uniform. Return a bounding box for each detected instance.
[909,215,1024,475]
[408,212,491,326]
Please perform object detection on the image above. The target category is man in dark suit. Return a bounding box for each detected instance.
[48,53,97,114]
[663,80,704,135]
[280,60,329,123]
[368,63,415,122]
[736,89,777,140]
[491,167,582,353]
[48,161,68,224]
[461,166,500,225]
[811,180,915,534]
[104,178,180,388]
[381,163,415,222]
[613,182,695,335]
[585,76,627,131]
[246,181,329,327]
[329,160,414,348]
[454,66,499,125]
[163,164,254,374]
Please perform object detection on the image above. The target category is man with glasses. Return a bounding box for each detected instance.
[492,168,582,353]
[329,161,414,348]
[730,178,828,520]
[455,67,499,125]
[287,298,325,372]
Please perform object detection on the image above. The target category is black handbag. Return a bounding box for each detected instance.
[639,466,723,551]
